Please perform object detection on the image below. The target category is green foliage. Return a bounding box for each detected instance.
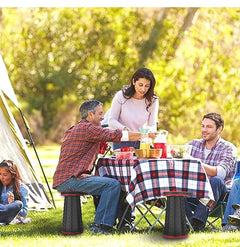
[1,7,240,146]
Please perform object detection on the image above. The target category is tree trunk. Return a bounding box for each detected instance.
[138,8,169,66]
[165,7,199,61]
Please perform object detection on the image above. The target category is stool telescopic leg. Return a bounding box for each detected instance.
[62,195,83,235]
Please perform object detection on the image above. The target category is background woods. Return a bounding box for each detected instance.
[0,7,240,146]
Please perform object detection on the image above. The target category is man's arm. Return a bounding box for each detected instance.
[203,163,217,177]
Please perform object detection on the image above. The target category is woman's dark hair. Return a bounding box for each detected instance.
[202,113,224,130]
[122,68,157,110]
[0,160,22,202]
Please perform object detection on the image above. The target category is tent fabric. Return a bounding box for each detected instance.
[0,56,19,107]
[0,55,53,210]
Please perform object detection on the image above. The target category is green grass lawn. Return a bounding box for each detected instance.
[1,145,240,247]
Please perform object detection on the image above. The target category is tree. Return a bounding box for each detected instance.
[1,7,240,146]
[165,7,199,60]
[0,8,2,38]
[138,8,169,66]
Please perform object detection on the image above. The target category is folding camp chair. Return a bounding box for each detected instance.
[130,198,166,233]
[206,191,229,229]
[187,190,229,231]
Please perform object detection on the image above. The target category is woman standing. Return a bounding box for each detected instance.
[108,68,159,231]
[0,160,29,225]
[108,67,159,150]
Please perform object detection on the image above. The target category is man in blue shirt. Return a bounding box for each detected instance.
[185,113,238,231]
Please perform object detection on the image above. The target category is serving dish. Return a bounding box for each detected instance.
[135,149,162,159]
[168,145,192,158]
[115,151,134,160]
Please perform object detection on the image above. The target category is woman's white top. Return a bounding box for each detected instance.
[108,90,159,132]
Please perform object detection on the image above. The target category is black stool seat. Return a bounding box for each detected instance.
[163,191,192,239]
[61,191,87,235]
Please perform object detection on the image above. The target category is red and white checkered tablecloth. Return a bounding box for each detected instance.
[96,158,214,210]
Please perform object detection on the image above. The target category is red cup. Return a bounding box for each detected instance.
[154,143,167,158]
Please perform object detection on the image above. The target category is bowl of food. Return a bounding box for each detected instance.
[135,149,162,159]
[168,145,192,158]
[120,146,135,152]
[115,151,134,160]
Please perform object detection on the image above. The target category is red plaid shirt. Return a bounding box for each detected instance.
[53,119,122,189]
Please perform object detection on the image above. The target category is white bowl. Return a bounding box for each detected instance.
[168,145,192,158]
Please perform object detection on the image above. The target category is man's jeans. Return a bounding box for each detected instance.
[0,200,23,223]
[57,176,121,227]
[185,176,227,229]
[222,178,240,225]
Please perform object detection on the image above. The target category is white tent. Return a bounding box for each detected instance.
[0,54,54,210]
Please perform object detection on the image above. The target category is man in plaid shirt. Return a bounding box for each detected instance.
[53,100,150,234]
[185,112,238,231]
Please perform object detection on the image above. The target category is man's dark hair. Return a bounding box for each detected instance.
[202,112,224,130]
[79,100,103,119]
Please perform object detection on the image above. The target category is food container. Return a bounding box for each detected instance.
[115,151,134,160]
[154,130,168,158]
[168,145,192,158]
[134,149,162,159]
[120,147,135,152]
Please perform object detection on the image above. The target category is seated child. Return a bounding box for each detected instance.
[0,160,30,225]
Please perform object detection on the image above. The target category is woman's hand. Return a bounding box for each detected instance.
[7,191,14,204]
[148,132,157,140]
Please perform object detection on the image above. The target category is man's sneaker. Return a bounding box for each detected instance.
[220,224,240,232]
[99,224,116,234]
[117,222,132,232]
[228,208,240,224]
[89,223,115,235]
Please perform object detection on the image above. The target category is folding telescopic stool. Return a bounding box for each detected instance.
[163,191,192,239]
[61,191,87,235]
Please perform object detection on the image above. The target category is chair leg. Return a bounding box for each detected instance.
[117,204,130,230]
[186,216,194,232]
[147,205,166,233]
[131,200,166,233]
[134,204,154,227]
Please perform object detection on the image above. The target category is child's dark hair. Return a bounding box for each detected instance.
[0,160,22,202]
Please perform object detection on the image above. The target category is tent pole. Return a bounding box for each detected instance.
[18,109,56,209]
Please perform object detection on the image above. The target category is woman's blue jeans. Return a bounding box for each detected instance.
[222,178,240,225]
[185,176,227,229]
[57,176,121,227]
[0,200,23,223]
